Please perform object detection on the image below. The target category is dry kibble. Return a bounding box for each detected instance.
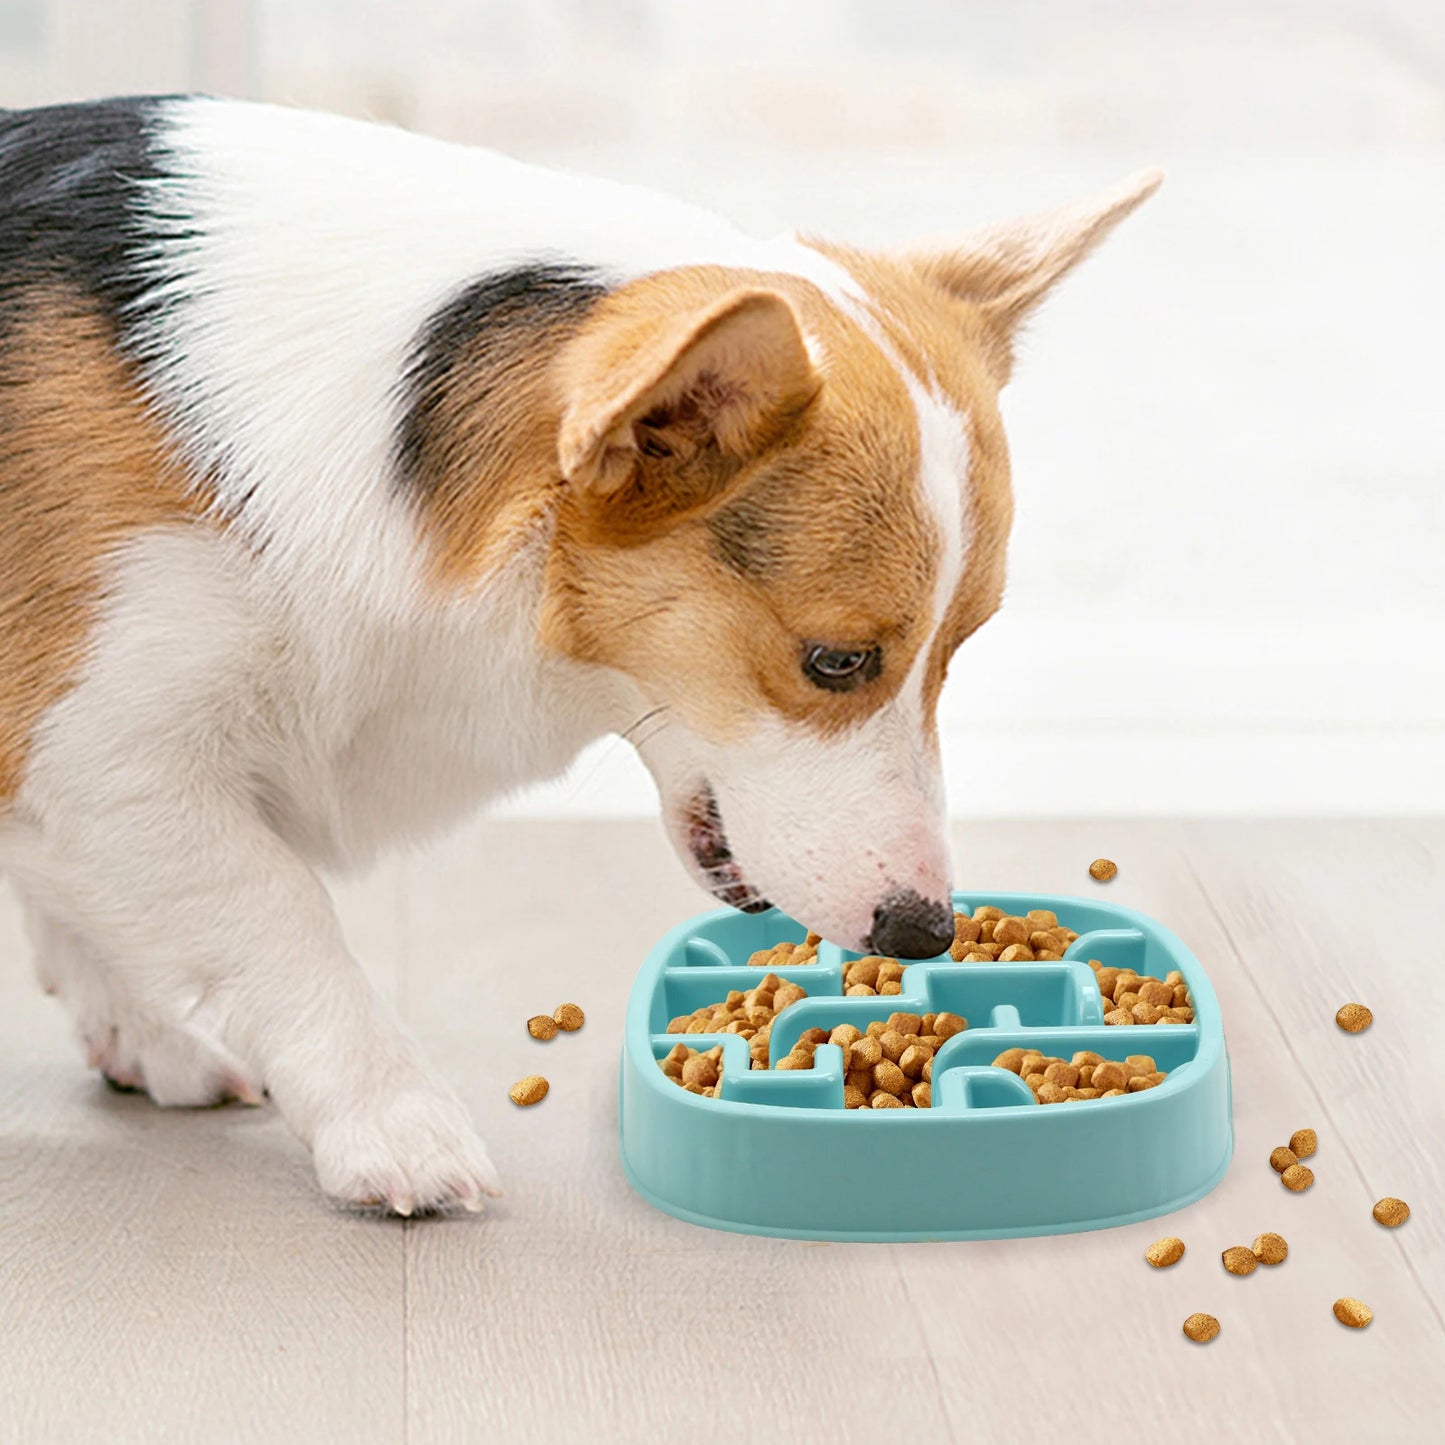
[873,1060,908,1097]
[1036,1081,1067,1104]
[998,944,1036,962]
[1270,1146,1298,1174]
[1043,1060,1080,1089]
[898,1044,932,1078]
[993,916,1031,948]
[681,1052,719,1088]
[1089,857,1119,882]
[879,1029,909,1063]
[1335,1002,1372,1033]
[553,1003,586,1032]
[509,1074,549,1106]
[911,1080,932,1108]
[1372,1197,1410,1228]
[1289,1128,1318,1159]
[1221,1246,1258,1276]
[933,1011,968,1041]
[1092,1061,1128,1092]
[1281,1164,1315,1192]
[850,1036,884,1070]
[526,1014,559,1041]
[1333,1298,1373,1329]
[994,1048,1027,1074]
[1182,1313,1219,1344]
[1252,1232,1288,1265]
[1145,1236,1185,1268]
[870,1090,904,1109]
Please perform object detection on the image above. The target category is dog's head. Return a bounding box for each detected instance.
[541,170,1161,953]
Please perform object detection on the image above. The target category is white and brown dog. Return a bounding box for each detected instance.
[0,98,1159,1213]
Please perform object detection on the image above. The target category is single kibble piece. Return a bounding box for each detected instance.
[1281,1163,1315,1192]
[1222,1246,1258,1276]
[933,1011,968,1040]
[1145,1236,1185,1268]
[1089,858,1118,882]
[1252,1232,1288,1265]
[681,1052,719,1088]
[1333,1298,1373,1329]
[1372,1197,1410,1228]
[1289,1128,1317,1159]
[1335,1003,1372,1033]
[1182,1313,1220,1344]
[509,1075,549,1106]
[1270,1146,1298,1174]
[526,1014,559,1041]
[553,1002,585,1032]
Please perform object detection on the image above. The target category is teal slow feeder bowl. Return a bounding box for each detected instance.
[619,891,1233,1241]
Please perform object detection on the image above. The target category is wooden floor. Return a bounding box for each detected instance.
[1,819,1441,1444]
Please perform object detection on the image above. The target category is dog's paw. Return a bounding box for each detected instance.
[311,1088,502,1216]
[85,1017,264,1109]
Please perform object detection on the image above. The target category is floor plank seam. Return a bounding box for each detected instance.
[402,1218,411,1445]
[890,1244,960,1443]
[1178,850,1445,1336]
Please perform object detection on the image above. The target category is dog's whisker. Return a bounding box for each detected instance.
[619,704,669,745]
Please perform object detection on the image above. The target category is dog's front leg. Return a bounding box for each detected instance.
[25,785,501,1216]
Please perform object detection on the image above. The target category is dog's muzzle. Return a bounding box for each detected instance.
[683,786,771,913]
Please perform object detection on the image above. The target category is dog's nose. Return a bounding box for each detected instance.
[867,889,954,959]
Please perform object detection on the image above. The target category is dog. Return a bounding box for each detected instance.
[0,97,1159,1213]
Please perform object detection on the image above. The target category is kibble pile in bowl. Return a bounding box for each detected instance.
[657,903,1192,1106]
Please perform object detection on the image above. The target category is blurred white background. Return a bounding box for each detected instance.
[3,0,1441,816]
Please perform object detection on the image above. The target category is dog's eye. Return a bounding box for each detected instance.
[802,643,881,692]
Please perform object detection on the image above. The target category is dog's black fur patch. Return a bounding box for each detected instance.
[0,98,179,338]
[394,262,611,494]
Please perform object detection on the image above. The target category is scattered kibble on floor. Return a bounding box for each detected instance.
[1182,1313,1220,1343]
[553,1002,585,1032]
[526,1014,559,1041]
[1222,1245,1258,1276]
[1088,857,1118,882]
[1146,1236,1185,1267]
[1270,1145,1298,1173]
[509,1074,549,1106]
[1333,1297,1373,1329]
[1335,1002,1372,1033]
[1289,1128,1317,1158]
[1252,1232,1288,1265]
[1281,1163,1315,1192]
[1372,1197,1410,1228]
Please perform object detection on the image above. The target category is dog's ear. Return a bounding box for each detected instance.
[556,285,818,532]
[895,167,1163,382]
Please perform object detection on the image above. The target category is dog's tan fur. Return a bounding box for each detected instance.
[0,288,207,807]
[541,264,940,742]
